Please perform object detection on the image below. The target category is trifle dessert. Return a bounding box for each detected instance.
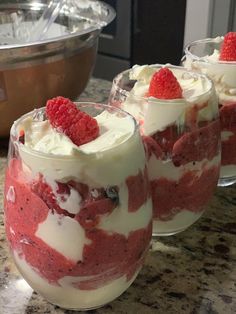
[109,65,221,236]
[4,97,152,310]
[184,32,236,186]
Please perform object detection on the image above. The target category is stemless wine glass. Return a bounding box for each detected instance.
[109,65,221,236]
[183,37,236,186]
[4,102,152,310]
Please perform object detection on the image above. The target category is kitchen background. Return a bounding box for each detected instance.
[94,0,236,80]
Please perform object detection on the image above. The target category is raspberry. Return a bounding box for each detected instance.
[46,96,99,146]
[148,68,183,99]
[219,32,236,61]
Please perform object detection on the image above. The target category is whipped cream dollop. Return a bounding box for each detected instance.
[129,64,212,102]
[14,252,136,310]
[17,109,145,187]
[122,64,216,135]
[184,36,236,103]
[20,110,135,156]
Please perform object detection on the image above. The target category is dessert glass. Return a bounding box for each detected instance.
[183,37,236,186]
[109,65,221,236]
[4,103,152,310]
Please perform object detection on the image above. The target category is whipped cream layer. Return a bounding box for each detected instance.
[184,36,236,104]
[21,110,135,155]
[18,110,146,187]
[122,65,217,135]
[35,211,91,262]
[14,252,137,310]
[148,154,221,182]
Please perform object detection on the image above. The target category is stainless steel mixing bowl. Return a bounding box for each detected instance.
[0,1,115,137]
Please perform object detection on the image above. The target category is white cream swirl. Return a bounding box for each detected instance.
[122,64,216,135]
[21,111,135,155]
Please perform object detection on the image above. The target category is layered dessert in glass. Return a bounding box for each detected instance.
[109,65,221,236]
[184,32,236,186]
[4,98,152,310]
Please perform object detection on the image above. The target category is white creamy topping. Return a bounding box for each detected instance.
[128,65,212,101]
[130,64,156,85]
[23,120,78,155]
[22,111,134,156]
[36,212,91,262]
[14,252,136,309]
[122,65,216,134]
[19,111,145,187]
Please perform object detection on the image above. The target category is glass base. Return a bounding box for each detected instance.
[218,176,236,187]
[51,302,106,311]
[152,211,203,237]
[152,227,188,237]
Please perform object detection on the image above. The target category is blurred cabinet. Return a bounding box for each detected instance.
[184,0,236,48]
[94,0,187,81]
[211,0,236,35]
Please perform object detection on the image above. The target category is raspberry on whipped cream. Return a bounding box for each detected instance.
[219,32,236,61]
[148,68,183,99]
[184,32,236,186]
[109,65,220,236]
[46,96,99,146]
[4,100,152,310]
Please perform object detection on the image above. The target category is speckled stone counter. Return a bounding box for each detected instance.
[0,78,236,314]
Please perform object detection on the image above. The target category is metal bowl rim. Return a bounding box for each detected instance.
[0,0,116,50]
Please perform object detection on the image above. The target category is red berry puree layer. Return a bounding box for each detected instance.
[5,158,152,290]
[144,118,220,222]
[220,102,236,166]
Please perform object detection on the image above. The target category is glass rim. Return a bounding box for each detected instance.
[10,101,140,160]
[184,37,236,65]
[111,64,214,103]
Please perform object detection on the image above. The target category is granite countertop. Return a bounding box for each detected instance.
[0,78,236,314]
